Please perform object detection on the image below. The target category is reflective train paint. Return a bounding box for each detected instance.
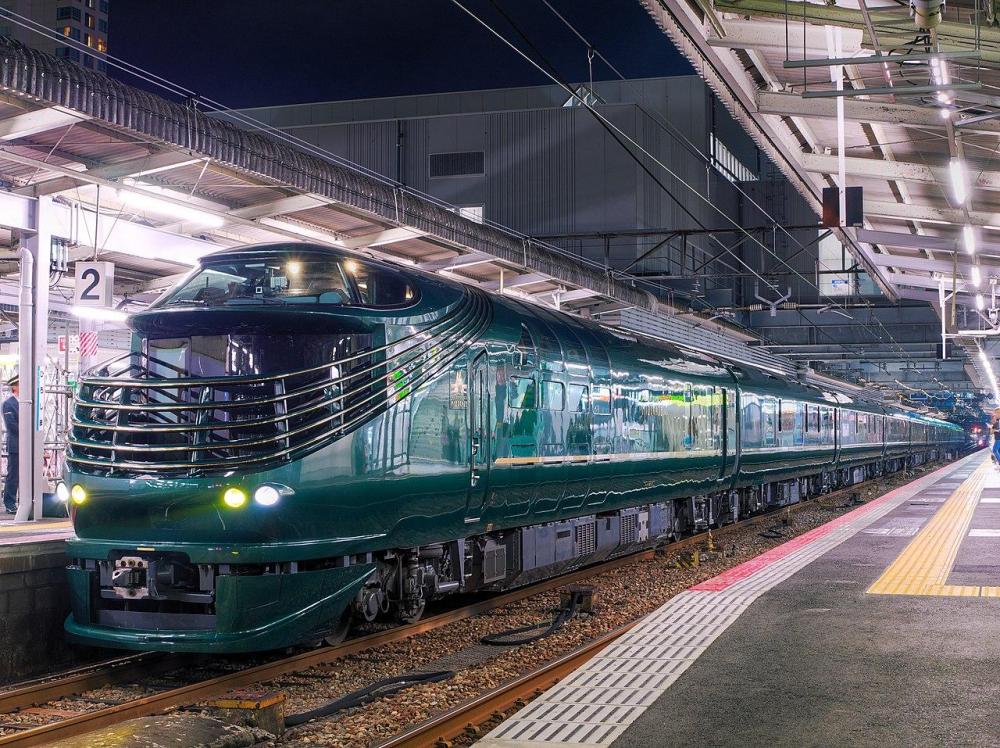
[59,243,967,653]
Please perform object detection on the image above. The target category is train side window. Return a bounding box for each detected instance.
[347,263,417,307]
[779,399,795,432]
[567,384,589,412]
[515,325,537,369]
[592,386,612,415]
[541,381,565,411]
[509,377,537,409]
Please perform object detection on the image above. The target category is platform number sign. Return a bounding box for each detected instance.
[74,262,115,307]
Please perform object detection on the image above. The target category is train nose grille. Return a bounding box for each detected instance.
[68,291,491,477]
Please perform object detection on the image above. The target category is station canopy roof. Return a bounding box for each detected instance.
[641,0,1000,402]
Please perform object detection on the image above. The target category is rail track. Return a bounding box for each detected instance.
[0,463,938,747]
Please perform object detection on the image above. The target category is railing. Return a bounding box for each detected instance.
[67,291,492,477]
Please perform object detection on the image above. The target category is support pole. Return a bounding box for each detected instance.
[15,246,33,523]
[15,197,51,522]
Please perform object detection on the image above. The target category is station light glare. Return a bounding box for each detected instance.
[343,259,359,274]
[286,260,302,275]
[950,158,968,205]
[70,484,87,505]
[115,188,225,228]
[940,107,951,120]
[55,481,70,503]
[977,293,986,310]
[963,225,977,256]
[223,487,247,508]
[70,306,128,323]
[972,265,982,288]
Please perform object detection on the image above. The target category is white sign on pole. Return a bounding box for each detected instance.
[73,261,115,307]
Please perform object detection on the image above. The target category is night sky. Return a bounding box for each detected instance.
[110,1,691,108]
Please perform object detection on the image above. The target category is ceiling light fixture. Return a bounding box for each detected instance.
[115,188,225,228]
[950,159,968,205]
[70,306,128,323]
[963,224,977,255]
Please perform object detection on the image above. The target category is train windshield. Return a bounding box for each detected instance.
[158,255,418,308]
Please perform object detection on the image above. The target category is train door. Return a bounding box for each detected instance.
[721,387,739,482]
[466,352,491,520]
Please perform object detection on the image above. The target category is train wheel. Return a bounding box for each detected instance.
[398,598,426,624]
[323,609,352,646]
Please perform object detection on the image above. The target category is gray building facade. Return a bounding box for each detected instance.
[238,76,823,310]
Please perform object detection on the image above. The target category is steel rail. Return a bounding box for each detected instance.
[0,654,167,714]
[375,624,636,748]
[0,463,936,746]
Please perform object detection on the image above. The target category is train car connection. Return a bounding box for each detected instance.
[60,242,966,652]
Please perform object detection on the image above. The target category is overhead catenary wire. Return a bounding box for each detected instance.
[464,0,919,366]
[0,5,918,373]
[0,9,757,328]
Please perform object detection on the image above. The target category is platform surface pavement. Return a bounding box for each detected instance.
[0,517,72,546]
[481,451,1000,748]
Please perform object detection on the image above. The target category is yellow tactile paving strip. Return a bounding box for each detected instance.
[868,460,999,597]
[0,520,71,533]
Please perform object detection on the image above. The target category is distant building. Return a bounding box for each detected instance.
[234,77,830,309]
[0,0,108,71]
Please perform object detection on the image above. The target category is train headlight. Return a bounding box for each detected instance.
[253,485,281,507]
[70,484,87,505]
[253,483,293,507]
[55,482,70,503]
[223,488,247,509]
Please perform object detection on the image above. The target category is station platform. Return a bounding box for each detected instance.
[0,517,73,546]
[0,518,76,683]
[482,451,999,747]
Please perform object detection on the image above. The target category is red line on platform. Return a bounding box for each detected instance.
[690,457,971,592]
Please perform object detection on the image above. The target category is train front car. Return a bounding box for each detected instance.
[63,243,490,652]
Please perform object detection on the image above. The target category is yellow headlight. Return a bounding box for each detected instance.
[223,487,247,508]
[70,484,87,505]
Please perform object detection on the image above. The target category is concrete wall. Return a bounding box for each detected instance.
[0,541,82,684]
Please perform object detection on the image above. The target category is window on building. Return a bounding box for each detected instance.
[818,233,854,297]
[98,19,107,32]
[83,33,93,47]
[57,25,81,40]
[82,55,94,68]
[85,13,95,28]
[709,132,757,183]
[54,46,80,61]
[56,7,81,21]
[86,0,95,8]
[96,37,106,52]
[429,151,484,178]
[100,0,110,12]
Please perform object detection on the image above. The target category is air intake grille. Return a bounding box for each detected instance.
[429,151,485,178]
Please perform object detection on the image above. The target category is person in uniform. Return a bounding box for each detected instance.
[990,407,1000,467]
[2,376,18,513]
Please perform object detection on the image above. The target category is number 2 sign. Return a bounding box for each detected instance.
[74,262,115,307]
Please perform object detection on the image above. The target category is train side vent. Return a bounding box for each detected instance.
[621,512,639,545]
[482,539,507,584]
[575,521,596,557]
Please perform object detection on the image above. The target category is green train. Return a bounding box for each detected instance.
[61,243,966,652]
